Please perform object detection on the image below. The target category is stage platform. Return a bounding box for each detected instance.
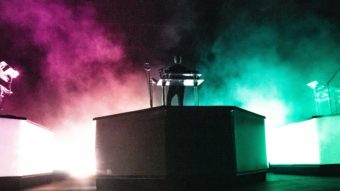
[268,114,340,176]
[0,115,54,190]
[20,173,340,191]
[94,106,267,190]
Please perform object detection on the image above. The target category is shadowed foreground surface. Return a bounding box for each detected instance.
[22,173,340,191]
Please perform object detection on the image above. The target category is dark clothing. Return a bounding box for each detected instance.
[166,85,184,106]
[165,63,190,106]
[164,64,191,74]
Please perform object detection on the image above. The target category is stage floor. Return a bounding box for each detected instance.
[22,173,340,191]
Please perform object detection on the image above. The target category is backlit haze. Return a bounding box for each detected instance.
[1,0,340,176]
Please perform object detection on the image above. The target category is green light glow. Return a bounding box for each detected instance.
[267,119,320,164]
[267,115,340,165]
[317,116,340,164]
[244,98,288,128]
[179,1,340,166]
[192,8,340,127]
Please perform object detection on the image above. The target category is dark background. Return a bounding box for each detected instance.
[1,0,340,129]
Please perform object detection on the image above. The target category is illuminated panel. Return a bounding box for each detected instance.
[267,115,340,165]
[0,117,54,176]
[317,115,340,164]
[0,118,20,176]
[266,118,320,164]
[17,120,54,176]
[157,79,204,86]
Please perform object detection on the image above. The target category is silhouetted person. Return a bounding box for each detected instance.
[165,56,190,106]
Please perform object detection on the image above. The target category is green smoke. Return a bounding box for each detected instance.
[193,4,340,127]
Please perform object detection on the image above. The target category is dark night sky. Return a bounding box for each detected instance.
[1,0,340,129]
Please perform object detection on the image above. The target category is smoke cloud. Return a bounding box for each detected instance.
[196,1,340,127]
[0,0,153,173]
[2,0,340,173]
[0,0,150,127]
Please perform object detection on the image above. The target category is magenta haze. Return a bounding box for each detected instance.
[0,0,149,129]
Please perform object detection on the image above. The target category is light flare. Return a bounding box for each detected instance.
[267,119,320,164]
[54,121,96,177]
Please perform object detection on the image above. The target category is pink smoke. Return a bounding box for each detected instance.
[0,0,151,174]
[0,0,150,126]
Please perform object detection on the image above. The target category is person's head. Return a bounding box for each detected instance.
[173,55,182,64]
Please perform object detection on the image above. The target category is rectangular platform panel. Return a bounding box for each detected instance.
[267,114,340,166]
[270,164,340,176]
[268,114,340,175]
[94,106,267,189]
[0,115,54,177]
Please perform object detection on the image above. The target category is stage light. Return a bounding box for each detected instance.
[307,80,318,89]
[4,67,19,79]
[307,80,324,115]
[0,61,20,107]
[0,61,19,82]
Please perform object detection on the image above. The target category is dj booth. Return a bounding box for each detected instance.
[156,73,204,105]
[94,106,267,190]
